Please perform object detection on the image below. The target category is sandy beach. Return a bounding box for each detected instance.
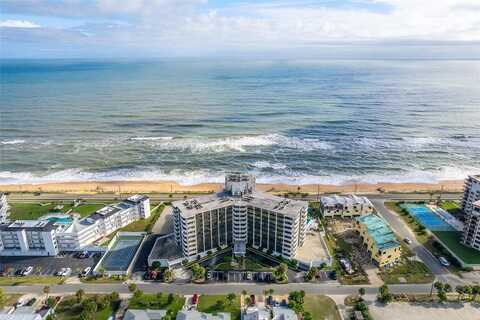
[0,179,464,195]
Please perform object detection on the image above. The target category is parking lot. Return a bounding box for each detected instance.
[206,270,275,283]
[0,252,103,276]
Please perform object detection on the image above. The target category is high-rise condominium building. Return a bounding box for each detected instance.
[461,175,480,250]
[172,173,308,260]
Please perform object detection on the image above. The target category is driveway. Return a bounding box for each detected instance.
[151,205,173,235]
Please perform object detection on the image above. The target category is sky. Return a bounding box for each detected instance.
[1,0,480,59]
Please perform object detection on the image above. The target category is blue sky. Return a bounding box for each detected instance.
[1,0,479,58]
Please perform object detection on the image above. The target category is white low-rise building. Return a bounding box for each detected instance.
[0,193,9,223]
[320,195,374,217]
[0,195,150,256]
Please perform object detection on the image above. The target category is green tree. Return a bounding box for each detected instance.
[0,288,5,308]
[151,261,161,270]
[164,269,174,283]
[472,285,480,302]
[463,285,473,301]
[242,290,247,296]
[305,267,317,282]
[227,293,236,306]
[378,285,392,304]
[359,287,366,297]
[109,291,119,302]
[444,283,452,293]
[456,285,464,302]
[303,312,313,320]
[438,290,447,303]
[128,283,137,292]
[288,291,306,314]
[191,263,206,281]
[76,289,85,303]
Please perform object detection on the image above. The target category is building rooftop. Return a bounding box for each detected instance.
[176,310,230,320]
[148,234,184,261]
[321,195,372,207]
[173,191,307,218]
[272,307,299,320]
[356,214,400,250]
[124,309,167,320]
[126,195,149,204]
[0,219,58,232]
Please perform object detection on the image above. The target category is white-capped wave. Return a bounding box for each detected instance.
[130,136,174,141]
[252,161,287,170]
[139,134,333,153]
[1,139,25,145]
[0,165,478,186]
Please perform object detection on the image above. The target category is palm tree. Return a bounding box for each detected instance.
[456,285,464,302]
[269,288,274,296]
[463,285,473,301]
[43,286,50,299]
[472,285,480,302]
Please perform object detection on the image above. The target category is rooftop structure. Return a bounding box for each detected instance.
[124,309,167,320]
[355,214,401,267]
[148,234,184,268]
[320,195,374,217]
[176,310,230,320]
[172,173,308,260]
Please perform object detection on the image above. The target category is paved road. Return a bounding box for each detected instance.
[6,192,462,203]
[370,199,464,284]
[3,281,433,296]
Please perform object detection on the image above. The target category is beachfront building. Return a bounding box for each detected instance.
[172,173,308,260]
[320,195,374,217]
[462,175,480,218]
[0,195,150,256]
[0,193,9,223]
[462,200,480,251]
[355,213,401,267]
[0,220,60,256]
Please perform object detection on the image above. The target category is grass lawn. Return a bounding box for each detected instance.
[304,295,341,320]
[0,276,63,286]
[128,292,185,317]
[55,295,115,320]
[197,295,241,320]
[379,260,434,284]
[3,294,23,307]
[433,231,480,264]
[71,203,105,218]
[80,276,126,283]
[8,202,73,220]
[440,201,462,217]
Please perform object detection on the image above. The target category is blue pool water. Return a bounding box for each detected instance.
[401,204,454,231]
[47,217,73,224]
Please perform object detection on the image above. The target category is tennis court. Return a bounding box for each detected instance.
[401,203,454,231]
[101,235,144,272]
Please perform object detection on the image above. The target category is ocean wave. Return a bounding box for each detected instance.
[132,134,333,153]
[251,161,287,170]
[129,136,174,141]
[0,139,25,145]
[0,165,478,186]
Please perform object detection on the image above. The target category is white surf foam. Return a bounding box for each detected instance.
[1,139,25,145]
[1,165,477,186]
[130,136,174,141]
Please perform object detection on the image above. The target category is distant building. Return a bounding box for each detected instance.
[355,214,401,267]
[462,175,480,217]
[124,309,167,320]
[320,195,374,217]
[0,193,9,223]
[172,173,308,260]
[176,310,230,320]
[462,200,480,251]
[0,195,150,256]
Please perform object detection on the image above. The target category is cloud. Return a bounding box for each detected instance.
[0,19,41,28]
[1,0,479,57]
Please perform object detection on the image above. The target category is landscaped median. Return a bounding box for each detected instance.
[0,276,64,286]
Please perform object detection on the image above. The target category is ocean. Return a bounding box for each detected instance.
[1,59,479,185]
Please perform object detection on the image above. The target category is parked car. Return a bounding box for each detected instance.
[329,270,337,280]
[207,271,212,280]
[246,272,252,280]
[56,267,72,277]
[339,258,354,275]
[192,294,199,305]
[403,238,412,245]
[80,267,91,277]
[439,256,450,267]
[22,266,34,276]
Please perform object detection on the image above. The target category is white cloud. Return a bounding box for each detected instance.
[0,19,41,28]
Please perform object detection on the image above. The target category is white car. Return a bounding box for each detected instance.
[56,267,72,277]
[403,238,412,245]
[439,257,450,267]
[81,267,91,277]
[22,266,33,276]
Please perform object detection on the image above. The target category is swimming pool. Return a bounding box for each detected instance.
[400,203,455,231]
[47,217,73,224]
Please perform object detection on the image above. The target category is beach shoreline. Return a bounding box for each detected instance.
[0,179,465,195]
